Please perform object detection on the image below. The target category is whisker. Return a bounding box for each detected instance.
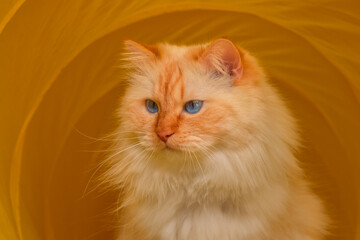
[106,142,143,161]
[82,142,144,197]
[198,143,218,168]
[82,158,110,198]
[73,128,115,143]
[193,150,204,176]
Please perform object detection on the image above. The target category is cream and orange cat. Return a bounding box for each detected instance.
[105,38,328,240]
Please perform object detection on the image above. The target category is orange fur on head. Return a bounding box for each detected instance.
[106,38,329,240]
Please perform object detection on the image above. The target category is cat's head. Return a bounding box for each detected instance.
[119,38,265,155]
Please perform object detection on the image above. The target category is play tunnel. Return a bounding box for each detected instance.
[1,0,359,239]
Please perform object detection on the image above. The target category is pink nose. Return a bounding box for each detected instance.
[156,130,174,143]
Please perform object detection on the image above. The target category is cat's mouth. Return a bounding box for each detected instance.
[159,141,185,153]
[162,144,180,152]
[152,135,199,153]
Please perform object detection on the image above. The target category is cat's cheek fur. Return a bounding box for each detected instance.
[120,99,162,148]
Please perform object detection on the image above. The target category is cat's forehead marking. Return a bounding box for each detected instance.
[156,61,184,108]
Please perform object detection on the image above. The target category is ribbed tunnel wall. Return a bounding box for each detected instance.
[1,1,359,239]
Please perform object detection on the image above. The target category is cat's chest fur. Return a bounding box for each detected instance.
[139,197,262,240]
[123,153,290,240]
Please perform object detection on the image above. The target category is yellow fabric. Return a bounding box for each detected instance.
[1,0,359,239]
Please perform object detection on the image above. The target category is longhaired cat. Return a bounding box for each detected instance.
[105,38,328,240]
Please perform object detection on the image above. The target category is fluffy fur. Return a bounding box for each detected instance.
[105,38,328,240]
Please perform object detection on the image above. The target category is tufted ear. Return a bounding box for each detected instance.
[123,40,159,62]
[201,38,243,82]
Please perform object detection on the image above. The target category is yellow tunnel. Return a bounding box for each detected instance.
[1,0,359,239]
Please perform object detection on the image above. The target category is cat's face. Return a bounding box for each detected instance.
[120,39,258,154]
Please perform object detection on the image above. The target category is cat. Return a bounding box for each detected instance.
[104,38,329,240]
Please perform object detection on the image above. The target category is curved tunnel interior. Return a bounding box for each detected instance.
[9,8,360,240]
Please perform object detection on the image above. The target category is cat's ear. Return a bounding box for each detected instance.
[200,38,243,83]
[123,40,159,62]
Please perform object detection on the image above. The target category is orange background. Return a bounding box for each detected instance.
[1,0,360,239]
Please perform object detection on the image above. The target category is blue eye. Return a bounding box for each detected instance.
[145,99,158,113]
[184,100,203,114]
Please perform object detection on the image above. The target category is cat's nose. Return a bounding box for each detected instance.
[156,130,174,143]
